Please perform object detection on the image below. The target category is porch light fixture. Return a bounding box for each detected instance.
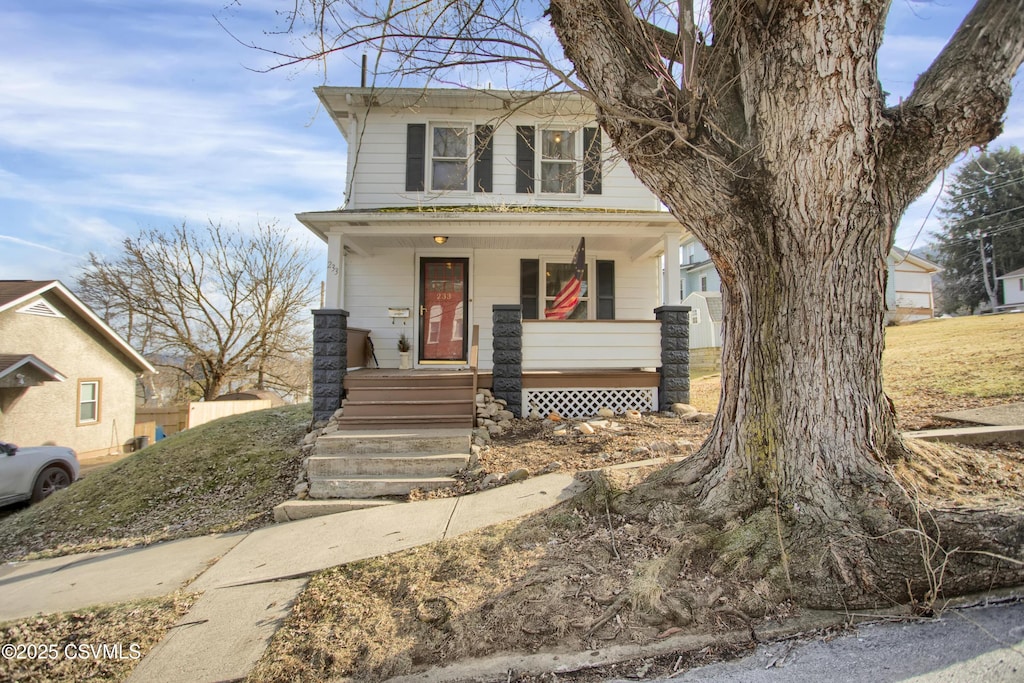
[433,235,448,244]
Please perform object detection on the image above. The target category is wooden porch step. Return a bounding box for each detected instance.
[307,452,470,477]
[309,475,457,499]
[345,386,472,402]
[344,372,474,389]
[341,399,473,418]
[337,414,474,430]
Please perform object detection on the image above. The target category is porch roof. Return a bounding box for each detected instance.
[297,208,687,259]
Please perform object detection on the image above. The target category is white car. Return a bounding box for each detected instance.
[0,441,79,506]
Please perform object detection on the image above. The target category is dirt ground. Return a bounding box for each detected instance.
[252,394,1024,683]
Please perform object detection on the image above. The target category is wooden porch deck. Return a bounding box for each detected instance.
[345,367,659,390]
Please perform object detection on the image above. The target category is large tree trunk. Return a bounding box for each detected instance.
[549,0,1024,607]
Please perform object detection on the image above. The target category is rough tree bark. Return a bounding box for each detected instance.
[549,0,1024,607]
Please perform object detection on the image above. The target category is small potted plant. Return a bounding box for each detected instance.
[397,333,412,369]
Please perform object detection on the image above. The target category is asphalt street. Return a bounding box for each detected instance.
[614,599,1024,683]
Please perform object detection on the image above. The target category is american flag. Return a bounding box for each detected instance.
[545,237,585,319]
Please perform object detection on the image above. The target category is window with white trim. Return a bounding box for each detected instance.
[540,129,577,194]
[78,379,100,425]
[430,124,471,191]
[544,259,589,319]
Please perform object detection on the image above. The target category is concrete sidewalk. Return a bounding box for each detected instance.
[1,471,586,683]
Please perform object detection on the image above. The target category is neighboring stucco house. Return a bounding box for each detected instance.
[299,87,691,424]
[0,281,155,458]
[996,266,1024,310]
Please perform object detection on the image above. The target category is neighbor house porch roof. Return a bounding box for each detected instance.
[0,354,66,387]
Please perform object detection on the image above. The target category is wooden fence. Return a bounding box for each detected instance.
[135,399,273,441]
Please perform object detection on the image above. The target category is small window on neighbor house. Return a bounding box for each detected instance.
[1019,278,1023,291]
[700,276,707,292]
[430,124,470,191]
[690,309,700,326]
[78,379,100,425]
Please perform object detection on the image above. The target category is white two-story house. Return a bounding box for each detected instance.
[300,87,690,426]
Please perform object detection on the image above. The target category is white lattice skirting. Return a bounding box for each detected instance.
[521,387,658,418]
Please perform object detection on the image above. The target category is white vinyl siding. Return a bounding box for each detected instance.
[346,110,660,211]
[521,321,662,370]
[342,247,660,371]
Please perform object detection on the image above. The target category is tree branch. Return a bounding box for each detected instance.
[883,0,1024,206]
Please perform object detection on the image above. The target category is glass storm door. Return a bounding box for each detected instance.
[419,258,468,362]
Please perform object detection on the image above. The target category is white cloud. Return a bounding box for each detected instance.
[0,1,345,281]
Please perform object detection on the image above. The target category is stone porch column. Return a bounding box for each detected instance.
[491,305,523,417]
[655,305,690,409]
[312,309,349,424]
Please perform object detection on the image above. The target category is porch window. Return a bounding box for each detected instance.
[545,260,589,319]
[430,124,470,191]
[78,379,100,425]
[522,259,615,320]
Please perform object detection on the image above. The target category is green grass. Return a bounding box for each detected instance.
[0,404,311,562]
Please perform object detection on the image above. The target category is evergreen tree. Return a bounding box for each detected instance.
[935,148,1024,313]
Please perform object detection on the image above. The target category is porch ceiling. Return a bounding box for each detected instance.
[298,210,686,259]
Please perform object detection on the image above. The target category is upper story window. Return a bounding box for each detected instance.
[517,125,602,196]
[406,123,493,194]
[540,129,577,194]
[431,124,470,192]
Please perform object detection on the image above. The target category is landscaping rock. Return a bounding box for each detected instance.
[506,468,530,483]
[671,403,700,418]
[577,423,597,435]
[597,407,615,418]
[624,409,642,421]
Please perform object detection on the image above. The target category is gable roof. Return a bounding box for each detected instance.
[996,266,1024,280]
[0,354,66,383]
[0,280,156,374]
[889,247,941,273]
[684,291,723,322]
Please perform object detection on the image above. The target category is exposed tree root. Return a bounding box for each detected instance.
[608,435,1024,612]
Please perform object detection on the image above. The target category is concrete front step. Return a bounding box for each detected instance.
[341,399,474,418]
[309,475,457,499]
[308,453,471,477]
[337,414,474,430]
[272,498,399,522]
[316,428,472,456]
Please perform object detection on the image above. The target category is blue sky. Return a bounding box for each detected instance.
[1,1,1021,283]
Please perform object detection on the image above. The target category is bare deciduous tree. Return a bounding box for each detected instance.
[78,221,316,402]
[240,1,1024,607]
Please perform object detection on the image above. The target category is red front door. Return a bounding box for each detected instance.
[420,258,468,362]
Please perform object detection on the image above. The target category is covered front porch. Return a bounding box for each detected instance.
[313,306,690,426]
